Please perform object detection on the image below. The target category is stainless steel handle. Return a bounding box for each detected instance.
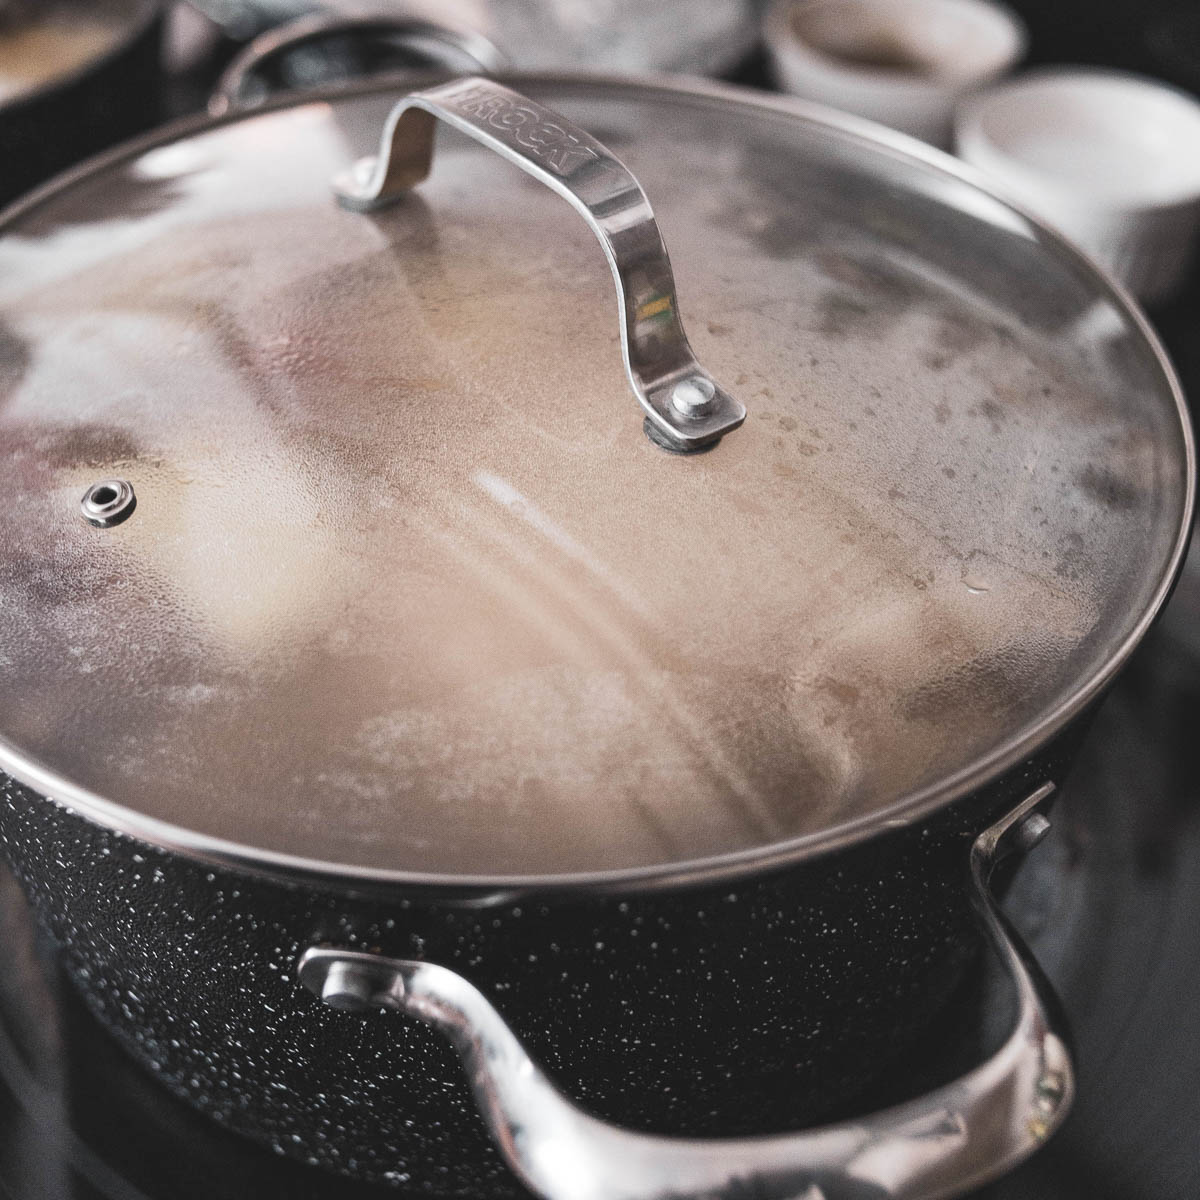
[299,783,1073,1200]
[333,76,746,451]
[208,15,508,117]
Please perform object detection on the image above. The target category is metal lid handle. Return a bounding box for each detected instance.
[334,77,746,451]
[299,784,1074,1200]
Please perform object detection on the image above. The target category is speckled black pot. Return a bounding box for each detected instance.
[0,722,1085,1197]
[0,2,163,210]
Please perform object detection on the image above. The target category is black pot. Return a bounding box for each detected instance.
[0,0,163,209]
[0,745,1075,1197]
[0,74,1191,1199]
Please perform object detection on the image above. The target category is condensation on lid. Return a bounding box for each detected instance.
[0,79,1189,878]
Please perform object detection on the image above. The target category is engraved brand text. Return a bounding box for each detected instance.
[450,86,599,176]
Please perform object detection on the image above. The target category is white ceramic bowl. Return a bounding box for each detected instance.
[763,0,1026,147]
[956,68,1200,305]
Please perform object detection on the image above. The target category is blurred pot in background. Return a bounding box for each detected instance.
[0,0,164,209]
[207,9,507,113]
[189,0,760,75]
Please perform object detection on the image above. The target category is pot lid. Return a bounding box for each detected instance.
[0,75,1191,885]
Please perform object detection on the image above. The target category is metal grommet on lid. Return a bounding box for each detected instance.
[80,479,136,528]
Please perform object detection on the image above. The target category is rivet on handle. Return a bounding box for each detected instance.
[332,77,746,452]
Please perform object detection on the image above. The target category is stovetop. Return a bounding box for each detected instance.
[3,6,1200,1197]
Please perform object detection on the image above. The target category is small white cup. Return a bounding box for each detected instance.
[763,0,1026,147]
[956,68,1200,305]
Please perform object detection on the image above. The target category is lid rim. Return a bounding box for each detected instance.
[0,69,1193,897]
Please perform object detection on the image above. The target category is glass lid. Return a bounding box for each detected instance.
[0,75,1190,881]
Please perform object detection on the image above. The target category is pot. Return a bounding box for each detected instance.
[0,0,163,209]
[207,12,509,115]
[0,73,1191,1199]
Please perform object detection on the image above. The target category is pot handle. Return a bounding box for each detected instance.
[208,14,508,117]
[299,783,1074,1200]
[330,76,746,451]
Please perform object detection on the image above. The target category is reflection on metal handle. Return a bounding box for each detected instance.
[208,15,508,117]
[333,77,746,450]
[298,783,1073,1200]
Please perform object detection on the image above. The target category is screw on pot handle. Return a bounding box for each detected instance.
[299,783,1074,1200]
[332,77,746,451]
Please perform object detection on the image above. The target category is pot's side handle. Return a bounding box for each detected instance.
[299,782,1073,1200]
[332,77,746,452]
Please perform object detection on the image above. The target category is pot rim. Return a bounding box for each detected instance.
[0,69,1193,897]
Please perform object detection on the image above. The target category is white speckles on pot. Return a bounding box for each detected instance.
[0,735,1082,1193]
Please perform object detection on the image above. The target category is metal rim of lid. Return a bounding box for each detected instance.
[0,70,1193,898]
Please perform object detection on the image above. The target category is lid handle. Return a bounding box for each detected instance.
[333,77,745,451]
